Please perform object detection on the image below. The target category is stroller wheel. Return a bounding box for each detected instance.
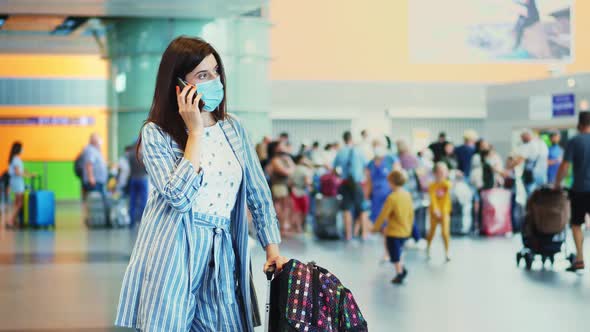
[542,256,549,269]
[525,253,534,270]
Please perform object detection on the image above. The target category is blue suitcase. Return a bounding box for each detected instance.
[28,176,56,228]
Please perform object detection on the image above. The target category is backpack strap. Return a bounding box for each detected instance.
[311,265,320,326]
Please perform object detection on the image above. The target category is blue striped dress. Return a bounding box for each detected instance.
[115,116,281,331]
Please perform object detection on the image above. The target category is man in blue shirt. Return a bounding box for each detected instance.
[82,133,108,194]
[554,112,590,272]
[333,131,369,240]
[547,131,563,184]
[454,130,478,179]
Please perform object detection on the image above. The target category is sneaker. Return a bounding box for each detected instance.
[566,261,585,272]
[391,274,404,284]
[402,268,408,277]
[445,256,451,262]
[405,240,417,249]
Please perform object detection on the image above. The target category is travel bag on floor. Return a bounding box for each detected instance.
[480,188,512,236]
[314,194,343,240]
[413,204,428,239]
[86,191,109,228]
[27,176,55,228]
[265,259,368,332]
[108,194,131,227]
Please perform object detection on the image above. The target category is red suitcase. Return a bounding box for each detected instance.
[480,188,512,236]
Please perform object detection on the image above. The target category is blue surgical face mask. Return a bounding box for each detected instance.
[197,77,224,112]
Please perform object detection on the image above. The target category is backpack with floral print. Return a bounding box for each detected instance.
[269,259,368,331]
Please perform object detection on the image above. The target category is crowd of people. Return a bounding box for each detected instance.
[2,132,150,228]
[2,112,589,281]
[77,134,149,226]
[254,112,590,282]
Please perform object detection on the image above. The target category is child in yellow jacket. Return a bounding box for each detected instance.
[427,162,453,261]
[372,169,415,284]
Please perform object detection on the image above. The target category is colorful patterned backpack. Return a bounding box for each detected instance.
[268,259,368,331]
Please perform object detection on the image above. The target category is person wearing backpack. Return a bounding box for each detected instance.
[333,131,370,241]
[74,150,86,199]
[554,111,590,272]
[515,129,548,195]
[81,133,108,196]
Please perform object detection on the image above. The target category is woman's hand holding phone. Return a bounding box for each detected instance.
[176,83,204,135]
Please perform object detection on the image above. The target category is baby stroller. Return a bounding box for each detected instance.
[516,187,575,270]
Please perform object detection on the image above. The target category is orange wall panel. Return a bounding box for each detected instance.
[0,107,109,172]
[0,54,108,79]
[270,0,589,83]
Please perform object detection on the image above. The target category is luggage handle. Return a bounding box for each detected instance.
[311,266,320,326]
[264,264,276,332]
[265,265,276,281]
[28,175,42,192]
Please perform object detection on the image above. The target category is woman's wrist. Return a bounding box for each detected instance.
[265,243,280,259]
[188,129,203,137]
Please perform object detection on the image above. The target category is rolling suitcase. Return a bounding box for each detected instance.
[480,188,512,236]
[86,191,109,228]
[314,194,343,240]
[108,194,131,227]
[28,176,56,228]
[407,169,427,239]
[413,203,428,239]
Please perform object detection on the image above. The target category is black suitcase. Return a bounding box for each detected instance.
[313,194,343,240]
[413,204,428,239]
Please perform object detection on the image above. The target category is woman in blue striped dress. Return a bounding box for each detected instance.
[115,36,288,332]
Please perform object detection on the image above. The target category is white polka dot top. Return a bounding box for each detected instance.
[192,122,243,218]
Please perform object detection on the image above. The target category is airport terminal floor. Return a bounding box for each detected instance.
[0,202,588,332]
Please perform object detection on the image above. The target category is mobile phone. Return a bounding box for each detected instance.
[177,77,192,90]
[176,77,199,101]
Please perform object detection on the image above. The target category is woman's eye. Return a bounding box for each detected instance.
[197,73,208,80]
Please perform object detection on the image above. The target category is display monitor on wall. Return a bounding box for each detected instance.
[409,0,572,63]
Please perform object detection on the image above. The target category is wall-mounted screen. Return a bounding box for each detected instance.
[409,0,572,62]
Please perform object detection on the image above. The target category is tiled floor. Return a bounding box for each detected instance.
[0,203,588,332]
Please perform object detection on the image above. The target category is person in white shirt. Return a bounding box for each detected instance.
[322,143,338,169]
[359,129,374,163]
[514,129,548,194]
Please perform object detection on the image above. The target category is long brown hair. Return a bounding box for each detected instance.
[8,142,23,164]
[137,36,228,156]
